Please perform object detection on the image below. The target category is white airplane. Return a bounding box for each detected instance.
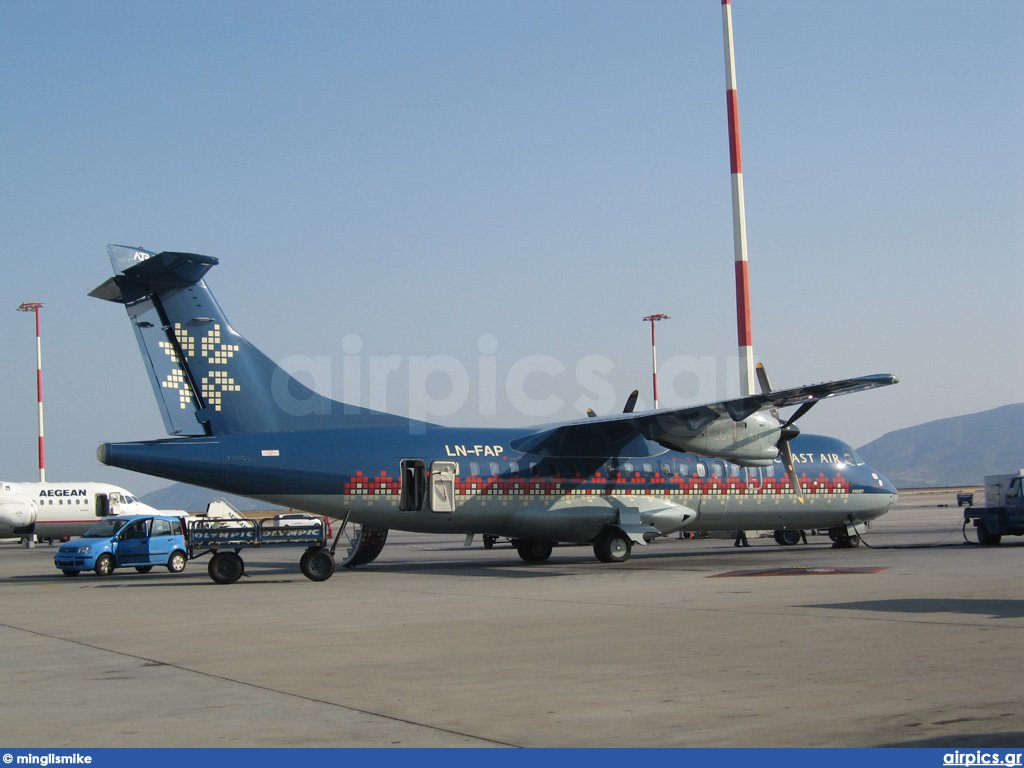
[0,481,162,542]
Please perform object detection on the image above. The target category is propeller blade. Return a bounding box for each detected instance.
[756,363,782,421]
[782,400,817,429]
[622,390,639,414]
[779,440,805,503]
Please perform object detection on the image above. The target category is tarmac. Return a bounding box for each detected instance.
[1,488,1022,749]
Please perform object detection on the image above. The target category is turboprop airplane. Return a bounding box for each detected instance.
[0,480,161,541]
[89,246,898,568]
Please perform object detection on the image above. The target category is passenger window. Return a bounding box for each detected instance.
[660,463,672,477]
[489,462,500,476]
[696,463,707,478]
[711,462,724,478]
[642,463,654,477]
[623,462,635,475]
[530,462,539,477]
[568,462,578,476]
[509,462,521,476]
[469,462,481,477]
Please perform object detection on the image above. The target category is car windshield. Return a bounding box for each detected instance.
[81,518,130,538]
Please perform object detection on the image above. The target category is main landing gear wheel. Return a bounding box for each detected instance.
[774,529,801,546]
[516,539,553,563]
[334,523,389,569]
[300,548,336,581]
[483,534,498,550]
[208,551,244,584]
[976,521,1002,546]
[594,529,632,563]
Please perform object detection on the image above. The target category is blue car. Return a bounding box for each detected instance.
[55,515,189,577]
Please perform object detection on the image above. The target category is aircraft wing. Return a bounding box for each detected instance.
[509,374,898,462]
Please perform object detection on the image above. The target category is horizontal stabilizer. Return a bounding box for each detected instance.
[93,245,431,437]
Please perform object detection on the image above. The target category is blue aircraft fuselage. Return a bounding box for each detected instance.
[99,427,896,543]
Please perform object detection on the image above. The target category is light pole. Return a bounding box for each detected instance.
[642,313,670,409]
[17,302,45,482]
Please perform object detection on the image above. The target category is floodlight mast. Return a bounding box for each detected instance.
[722,0,756,396]
[17,302,45,482]
[642,313,670,409]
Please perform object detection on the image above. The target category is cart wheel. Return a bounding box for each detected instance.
[301,548,335,581]
[208,551,244,584]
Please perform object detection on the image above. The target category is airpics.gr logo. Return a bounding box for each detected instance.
[159,323,241,411]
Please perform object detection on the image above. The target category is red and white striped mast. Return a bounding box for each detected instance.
[17,302,46,482]
[721,0,756,396]
[642,313,670,409]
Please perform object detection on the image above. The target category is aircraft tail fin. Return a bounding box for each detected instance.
[91,245,427,436]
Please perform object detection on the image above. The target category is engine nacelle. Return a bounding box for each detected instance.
[0,497,36,530]
[663,411,780,466]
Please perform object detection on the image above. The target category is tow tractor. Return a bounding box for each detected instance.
[964,471,1024,545]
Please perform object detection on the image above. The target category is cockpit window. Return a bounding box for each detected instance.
[843,447,866,467]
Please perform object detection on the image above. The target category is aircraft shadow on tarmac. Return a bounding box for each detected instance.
[800,598,1024,620]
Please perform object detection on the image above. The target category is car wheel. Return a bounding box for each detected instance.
[977,521,1002,546]
[94,554,115,576]
[166,551,187,573]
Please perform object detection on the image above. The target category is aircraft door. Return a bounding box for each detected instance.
[95,493,111,518]
[147,518,175,563]
[430,461,458,514]
[399,460,427,511]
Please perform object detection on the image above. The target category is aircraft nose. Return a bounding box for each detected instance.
[867,469,899,514]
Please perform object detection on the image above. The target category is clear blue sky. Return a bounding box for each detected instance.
[1,1,1021,495]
